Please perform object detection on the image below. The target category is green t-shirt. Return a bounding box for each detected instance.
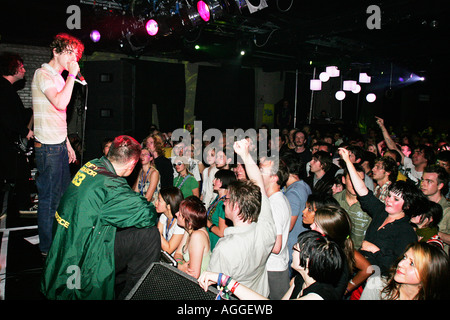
[173,174,199,198]
[206,195,226,250]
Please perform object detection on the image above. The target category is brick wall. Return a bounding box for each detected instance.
[0,43,50,109]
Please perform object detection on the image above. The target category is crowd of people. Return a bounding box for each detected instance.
[2,33,450,301]
[44,116,450,300]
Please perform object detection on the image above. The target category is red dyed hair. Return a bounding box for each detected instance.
[179,196,207,230]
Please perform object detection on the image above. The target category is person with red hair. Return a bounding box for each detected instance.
[32,33,84,257]
[174,196,211,279]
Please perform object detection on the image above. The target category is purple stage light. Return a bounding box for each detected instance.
[90,30,101,42]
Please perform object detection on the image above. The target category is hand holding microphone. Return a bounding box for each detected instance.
[68,61,87,85]
[76,72,87,85]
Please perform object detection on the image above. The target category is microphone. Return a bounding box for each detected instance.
[75,72,87,86]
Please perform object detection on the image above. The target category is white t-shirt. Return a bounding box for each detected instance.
[159,214,184,244]
[266,191,292,272]
[401,157,422,184]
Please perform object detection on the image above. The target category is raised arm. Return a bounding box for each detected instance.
[338,148,368,197]
[233,139,266,197]
[375,116,404,164]
[42,61,79,111]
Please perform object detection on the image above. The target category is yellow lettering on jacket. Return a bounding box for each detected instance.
[72,171,86,187]
[80,166,97,177]
[55,211,70,229]
[84,161,98,170]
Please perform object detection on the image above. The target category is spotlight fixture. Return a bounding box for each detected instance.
[179,3,204,28]
[146,19,159,36]
[244,0,268,14]
[197,0,224,22]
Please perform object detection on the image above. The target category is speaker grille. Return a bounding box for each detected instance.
[126,263,225,300]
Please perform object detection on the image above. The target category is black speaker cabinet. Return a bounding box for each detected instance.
[125,262,236,300]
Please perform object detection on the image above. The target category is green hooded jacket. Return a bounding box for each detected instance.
[40,157,158,299]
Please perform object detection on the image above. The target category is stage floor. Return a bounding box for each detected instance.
[1,207,45,300]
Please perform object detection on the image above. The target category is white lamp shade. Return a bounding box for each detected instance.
[352,84,361,94]
[319,72,330,82]
[366,93,376,102]
[335,90,346,100]
[326,66,340,77]
[310,79,322,91]
[343,80,357,91]
[359,73,371,83]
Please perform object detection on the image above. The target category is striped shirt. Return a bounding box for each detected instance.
[32,63,67,144]
[334,190,372,250]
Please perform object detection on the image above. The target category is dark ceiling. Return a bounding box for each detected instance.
[1,0,449,75]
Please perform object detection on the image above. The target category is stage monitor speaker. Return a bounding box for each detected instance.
[125,262,236,300]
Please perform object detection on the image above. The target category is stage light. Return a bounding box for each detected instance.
[195,44,200,50]
[359,73,371,83]
[326,66,340,77]
[234,0,248,13]
[146,19,159,36]
[352,84,361,94]
[343,80,357,91]
[319,72,330,82]
[366,93,376,103]
[244,0,268,14]
[185,6,203,27]
[335,90,346,100]
[197,1,211,22]
[197,1,223,22]
[240,50,246,56]
[90,30,101,42]
[310,79,322,91]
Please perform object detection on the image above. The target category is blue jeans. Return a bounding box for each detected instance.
[35,141,71,253]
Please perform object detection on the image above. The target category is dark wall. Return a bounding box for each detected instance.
[82,59,185,162]
[194,65,255,131]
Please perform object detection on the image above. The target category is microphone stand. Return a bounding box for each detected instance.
[78,82,88,166]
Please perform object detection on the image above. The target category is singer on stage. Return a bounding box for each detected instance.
[31,33,84,258]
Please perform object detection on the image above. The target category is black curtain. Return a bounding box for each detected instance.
[194,65,255,130]
[133,59,185,140]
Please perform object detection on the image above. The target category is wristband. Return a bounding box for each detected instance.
[230,281,240,294]
[68,74,76,79]
[208,224,215,233]
[224,276,232,289]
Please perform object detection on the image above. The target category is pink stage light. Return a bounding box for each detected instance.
[90,30,101,42]
[197,1,211,22]
[146,19,159,36]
